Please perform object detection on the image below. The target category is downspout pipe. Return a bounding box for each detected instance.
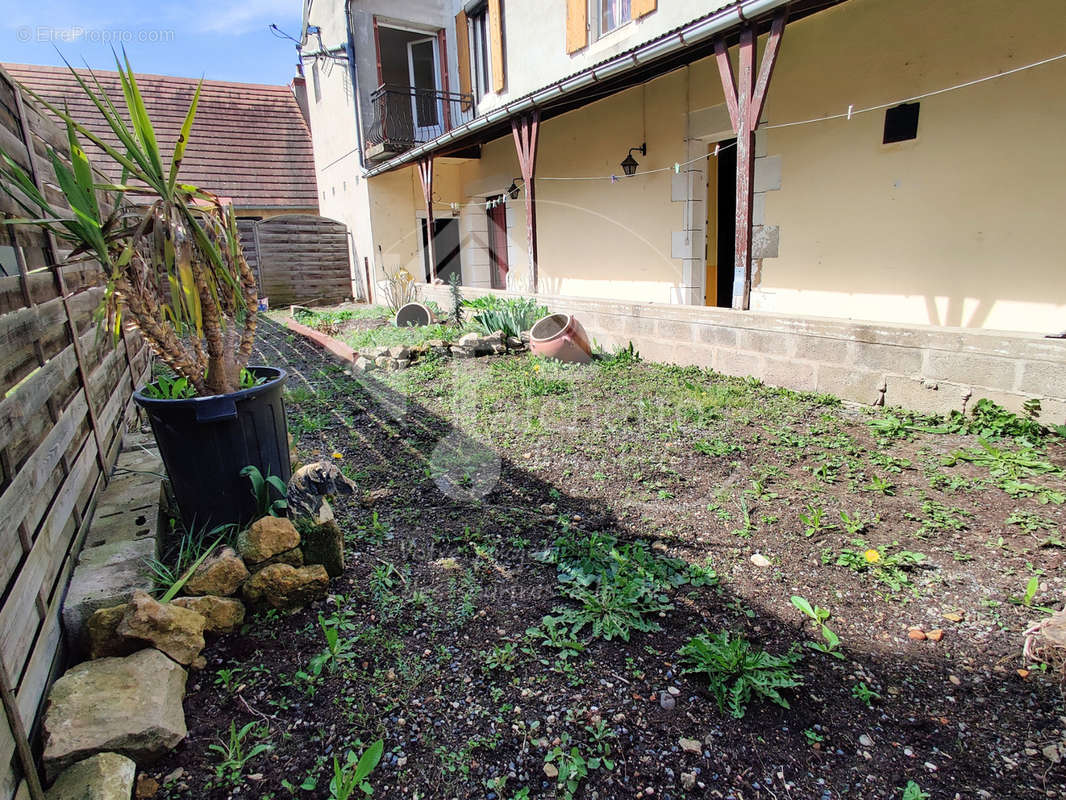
[345,0,367,171]
[365,0,788,177]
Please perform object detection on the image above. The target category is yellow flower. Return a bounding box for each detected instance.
[864,549,881,564]
[533,364,541,372]
[332,451,344,459]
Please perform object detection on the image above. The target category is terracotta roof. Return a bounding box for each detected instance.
[3,63,318,211]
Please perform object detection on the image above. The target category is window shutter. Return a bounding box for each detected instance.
[488,0,505,92]
[631,0,657,18]
[455,11,473,101]
[565,0,587,54]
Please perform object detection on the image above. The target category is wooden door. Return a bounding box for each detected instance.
[487,199,508,289]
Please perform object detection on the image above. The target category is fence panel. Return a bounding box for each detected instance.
[252,214,354,306]
[0,65,148,800]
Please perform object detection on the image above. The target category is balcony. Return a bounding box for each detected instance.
[365,85,476,162]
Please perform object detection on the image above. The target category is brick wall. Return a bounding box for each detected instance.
[422,284,1066,422]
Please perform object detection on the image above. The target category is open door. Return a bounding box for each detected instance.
[487,198,509,289]
[408,37,443,140]
[421,217,462,284]
[705,138,737,308]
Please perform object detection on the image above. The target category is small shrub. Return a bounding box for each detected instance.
[678,631,803,718]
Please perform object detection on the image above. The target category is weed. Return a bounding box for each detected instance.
[901,780,930,800]
[329,740,383,799]
[1005,509,1057,532]
[209,721,272,784]
[799,504,832,538]
[544,729,615,800]
[790,596,844,659]
[907,500,971,537]
[864,475,896,496]
[484,642,519,672]
[803,728,824,745]
[946,439,1060,481]
[839,510,872,535]
[678,631,803,718]
[308,614,354,676]
[694,438,744,457]
[1007,575,1054,613]
[828,540,928,592]
[464,295,546,338]
[549,574,672,642]
[851,682,881,707]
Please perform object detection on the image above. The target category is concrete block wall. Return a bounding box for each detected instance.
[423,284,1066,422]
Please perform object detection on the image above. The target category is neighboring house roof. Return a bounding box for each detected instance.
[3,63,319,211]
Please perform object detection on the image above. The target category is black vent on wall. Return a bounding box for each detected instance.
[883,102,920,144]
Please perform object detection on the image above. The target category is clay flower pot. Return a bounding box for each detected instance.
[395,302,436,327]
[529,313,592,364]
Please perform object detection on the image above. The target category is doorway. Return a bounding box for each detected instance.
[420,217,462,284]
[705,138,737,307]
[407,36,442,140]
[487,198,509,289]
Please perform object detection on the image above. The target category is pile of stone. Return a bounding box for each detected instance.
[353,330,528,372]
[42,509,343,797]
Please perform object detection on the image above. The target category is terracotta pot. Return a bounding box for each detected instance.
[395,302,436,328]
[529,313,592,364]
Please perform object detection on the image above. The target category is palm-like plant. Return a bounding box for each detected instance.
[0,54,257,396]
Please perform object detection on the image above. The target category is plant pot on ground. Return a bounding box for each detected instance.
[0,54,288,529]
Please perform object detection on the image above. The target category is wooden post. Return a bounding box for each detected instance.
[511,110,540,293]
[364,257,374,304]
[417,156,436,282]
[0,660,45,800]
[715,12,786,310]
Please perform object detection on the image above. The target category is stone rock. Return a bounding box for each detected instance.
[908,628,927,641]
[506,336,524,350]
[491,343,507,355]
[182,547,248,597]
[300,500,345,578]
[42,649,187,779]
[388,345,410,359]
[457,332,480,347]
[543,763,559,779]
[374,355,389,368]
[45,752,137,800]
[681,772,697,791]
[750,554,771,568]
[353,355,375,371]
[242,564,329,611]
[63,543,155,658]
[115,590,206,667]
[237,517,300,565]
[135,773,160,799]
[171,596,245,634]
[679,737,702,754]
[450,346,475,359]
[926,628,944,642]
[87,604,140,660]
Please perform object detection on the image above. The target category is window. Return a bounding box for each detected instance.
[311,61,321,103]
[596,0,631,38]
[468,1,491,100]
[883,102,919,144]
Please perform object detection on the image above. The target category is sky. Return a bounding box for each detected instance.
[3,0,306,86]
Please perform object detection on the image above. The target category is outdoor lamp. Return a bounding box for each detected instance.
[621,143,646,176]
[507,178,523,199]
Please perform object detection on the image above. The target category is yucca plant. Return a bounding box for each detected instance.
[0,53,257,396]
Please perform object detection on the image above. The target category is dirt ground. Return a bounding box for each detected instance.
[151,317,1066,800]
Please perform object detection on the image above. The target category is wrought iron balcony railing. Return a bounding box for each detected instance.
[366,84,476,157]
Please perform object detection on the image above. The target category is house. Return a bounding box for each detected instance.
[3,64,319,220]
[1,63,362,306]
[303,0,1066,419]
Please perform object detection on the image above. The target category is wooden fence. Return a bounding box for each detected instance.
[0,66,149,799]
[239,214,356,307]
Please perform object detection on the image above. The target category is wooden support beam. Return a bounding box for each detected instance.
[0,659,45,800]
[417,156,436,282]
[511,110,540,293]
[713,12,787,311]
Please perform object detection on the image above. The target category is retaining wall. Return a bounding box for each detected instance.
[421,284,1066,422]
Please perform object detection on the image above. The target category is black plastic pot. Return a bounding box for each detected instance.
[134,366,290,531]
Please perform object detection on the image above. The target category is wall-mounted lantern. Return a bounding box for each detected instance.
[621,143,646,176]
